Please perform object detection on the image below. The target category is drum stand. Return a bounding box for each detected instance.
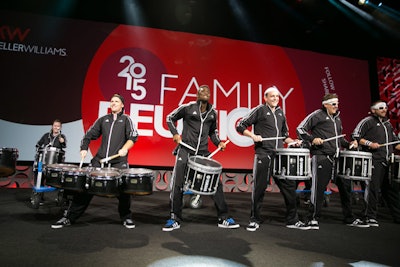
[30,154,67,209]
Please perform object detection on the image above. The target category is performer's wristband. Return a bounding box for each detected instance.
[365,140,372,146]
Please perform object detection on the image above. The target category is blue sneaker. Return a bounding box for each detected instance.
[218,217,240,229]
[162,219,181,231]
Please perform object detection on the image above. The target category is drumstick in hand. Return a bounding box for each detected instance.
[208,140,230,158]
[100,154,120,163]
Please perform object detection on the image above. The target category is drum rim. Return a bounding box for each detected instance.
[339,150,372,156]
[121,168,154,175]
[188,155,222,168]
[275,148,310,154]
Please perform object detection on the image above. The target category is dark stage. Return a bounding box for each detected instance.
[0,188,399,267]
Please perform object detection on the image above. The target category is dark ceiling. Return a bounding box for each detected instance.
[2,0,400,59]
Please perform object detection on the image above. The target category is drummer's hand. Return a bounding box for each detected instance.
[80,150,88,159]
[312,138,323,146]
[59,137,64,143]
[369,142,380,149]
[218,142,226,151]
[349,140,358,149]
[118,148,128,157]
[173,134,181,145]
[290,139,302,147]
[252,134,262,142]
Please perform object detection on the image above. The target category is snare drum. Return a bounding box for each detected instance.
[273,148,311,180]
[0,147,19,177]
[87,168,121,197]
[121,168,154,195]
[62,167,91,192]
[44,163,78,188]
[337,150,372,181]
[184,155,222,195]
[38,147,64,165]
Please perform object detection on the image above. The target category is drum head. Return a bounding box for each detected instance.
[340,150,372,158]
[90,168,120,178]
[275,148,310,155]
[189,156,222,168]
[121,168,153,176]
[46,163,78,170]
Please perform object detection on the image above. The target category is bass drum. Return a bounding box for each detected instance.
[121,168,154,195]
[0,148,19,177]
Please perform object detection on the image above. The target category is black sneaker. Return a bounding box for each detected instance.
[162,219,181,231]
[51,217,71,229]
[286,221,311,230]
[123,218,136,229]
[246,221,260,232]
[366,218,379,227]
[218,217,240,229]
[347,219,369,228]
[307,220,319,230]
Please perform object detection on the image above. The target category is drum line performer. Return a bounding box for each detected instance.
[352,100,400,226]
[296,93,367,229]
[162,84,240,231]
[51,93,139,229]
[236,85,310,231]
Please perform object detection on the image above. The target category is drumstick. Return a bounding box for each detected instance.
[79,157,84,169]
[208,140,230,158]
[100,154,120,163]
[261,137,286,141]
[179,141,196,152]
[379,140,400,147]
[322,134,346,142]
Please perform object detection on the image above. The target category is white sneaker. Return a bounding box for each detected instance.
[246,222,260,231]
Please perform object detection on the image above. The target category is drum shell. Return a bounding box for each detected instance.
[391,155,400,183]
[62,167,91,192]
[337,150,372,181]
[273,148,311,180]
[43,163,78,188]
[38,147,65,165]
[121,168,154,195]
[184,155,222,195]
[0,148,19,177]
[87,168,121,197]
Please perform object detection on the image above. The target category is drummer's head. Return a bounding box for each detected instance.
[322,93,339,115]
[370,100,387,118]
[51,119,62,134]
[197,85,211,104]
[110,93,125,114]
[264,86,280,108]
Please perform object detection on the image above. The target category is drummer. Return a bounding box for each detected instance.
[236,85,309,231]
[51,93,139,229]
[35,119,67,185]
[35,119,66,162]
[296,93,366,229]
[162,84,240,231]
[352,100,400,226]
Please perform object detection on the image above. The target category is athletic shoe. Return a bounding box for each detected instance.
[246,221,260,232]
[286,221,311,230]
[162,219,181,231]
[307,220,319,230]
[218,217,240,229]
[51,217,71,229]
[366,218,379,227]
[123,218,136,229]
[347,219,369,228]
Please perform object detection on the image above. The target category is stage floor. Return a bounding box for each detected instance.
[0,188,398,267]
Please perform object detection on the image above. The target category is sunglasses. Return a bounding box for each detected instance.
[378,106,387,110]
[329,102,339,106]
